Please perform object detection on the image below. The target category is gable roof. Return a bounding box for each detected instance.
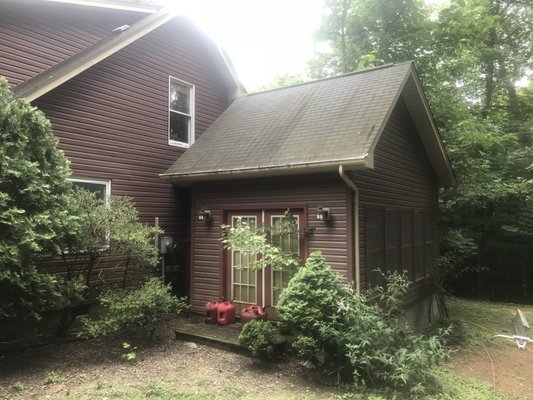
[11,2,245,101]
[161,62,455,187]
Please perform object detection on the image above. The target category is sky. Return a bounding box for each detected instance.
[171,0,454,90]
[173,0,325,89]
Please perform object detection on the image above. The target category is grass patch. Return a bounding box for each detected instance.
[446,296,533,346]
[12,381,25,392]
[427,368,512,400]
[42,371,62,385]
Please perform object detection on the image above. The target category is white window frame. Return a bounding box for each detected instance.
[231,215,258,304]
[168,76,195,148]
[270,214,300,306]
[69,177,111,201]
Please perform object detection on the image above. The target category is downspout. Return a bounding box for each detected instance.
[339,165,360,294]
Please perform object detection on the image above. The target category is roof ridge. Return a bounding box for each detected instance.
[247,61,413,97]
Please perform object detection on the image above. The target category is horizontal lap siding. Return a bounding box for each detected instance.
[352,98,438,300]
[20,15,230,287]
[34,17,229,237]
[190,176,350,312]
[0,3,145,86]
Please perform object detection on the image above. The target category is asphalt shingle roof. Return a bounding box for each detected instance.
[162,62,452,184]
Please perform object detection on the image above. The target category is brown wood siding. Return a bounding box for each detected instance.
[0,2,146,87]
[189,175,350,312]
[352,97,439,302]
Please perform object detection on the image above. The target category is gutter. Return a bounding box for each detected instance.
[160,157,368,183]
[338,165,360,294]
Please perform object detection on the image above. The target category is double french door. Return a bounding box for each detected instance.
[224,209,306,314]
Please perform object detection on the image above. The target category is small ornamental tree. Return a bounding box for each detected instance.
[220,210,301,271]
[55,189,163,335]
[0,76,73,332]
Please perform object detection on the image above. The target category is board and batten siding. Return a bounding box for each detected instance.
[0,2,146,87]
[190,176,351,312]
[352,97,439,305]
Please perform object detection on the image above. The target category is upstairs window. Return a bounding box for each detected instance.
[169,77,194,147]
[70,177,110,200]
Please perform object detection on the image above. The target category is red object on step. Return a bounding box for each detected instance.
[205,301,219,324]
[217,301,236,325]
[240,305,268,324]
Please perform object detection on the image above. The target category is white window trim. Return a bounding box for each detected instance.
[168,76,195,148]
[270,214,300,306]
[231,215,258,304]
[69,176,111,200]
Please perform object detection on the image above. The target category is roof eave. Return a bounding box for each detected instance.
[13,6,178,102]
[362,63,455,188]
[160,157,369,185]
[402,68,456,187]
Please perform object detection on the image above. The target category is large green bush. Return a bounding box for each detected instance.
[81,278,189,338]
[0,76,72,330]
[278,252,449,396]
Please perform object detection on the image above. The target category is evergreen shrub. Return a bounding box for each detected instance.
[278,252,450,396]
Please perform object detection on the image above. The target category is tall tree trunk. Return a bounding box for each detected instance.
[482,0,499,117]
[340,0,349,73]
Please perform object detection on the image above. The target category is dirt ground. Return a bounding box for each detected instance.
[2,317,533,399]
[0,321,342,400]
[450,343,533,400]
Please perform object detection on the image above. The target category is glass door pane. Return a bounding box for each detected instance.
[231,216,258,304]
[270,215,300,306]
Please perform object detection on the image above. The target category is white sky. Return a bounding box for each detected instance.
[173,0,324,89]
[171,0,456,90]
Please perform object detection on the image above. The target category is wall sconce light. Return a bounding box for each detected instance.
[198,208,211,221]
[316,206,330,221]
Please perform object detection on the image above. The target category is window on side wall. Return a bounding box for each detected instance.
[168,77,194,147]
[69,177,111,200]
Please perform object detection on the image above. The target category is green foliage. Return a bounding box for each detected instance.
[310,0,432,77]
[278,252,449,396]
[291,335,319,359]
[81,278,188,338]
[55,189,162,335]
[42,372,62,385]
[311,0,533,300]
[0,76,73,329]
[59,189,162,283]
[121,342,138,361]
[220,211,301,271]
[251,72,310,92]
[238,319,285,359]
[277,252,342,333]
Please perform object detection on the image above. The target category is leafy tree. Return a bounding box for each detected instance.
[311,0,533,300]
[0,76,72,333]
[55,189,163,335]
[250,72,310,92]
[310,0,432,77]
